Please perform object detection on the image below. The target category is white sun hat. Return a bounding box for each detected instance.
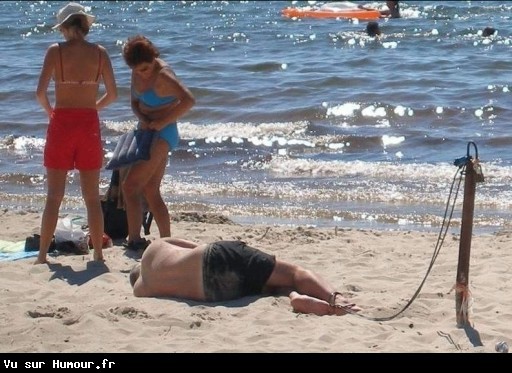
[52,2,95,30]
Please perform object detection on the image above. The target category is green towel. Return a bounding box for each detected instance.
[0,240,25,253]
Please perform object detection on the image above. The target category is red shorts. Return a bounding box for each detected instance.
[44,108,103,170]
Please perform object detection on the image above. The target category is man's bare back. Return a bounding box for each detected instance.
[131,238,207,300]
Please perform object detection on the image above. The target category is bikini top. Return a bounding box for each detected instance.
[131,87,176,108]
[57,43,102,86]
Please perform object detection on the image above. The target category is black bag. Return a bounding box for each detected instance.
[101,199,129,240]
[25,234,87,255]
[101,169,153,240]
[24,234,56,252]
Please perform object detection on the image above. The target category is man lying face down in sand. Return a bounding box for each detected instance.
[129,238,361,316]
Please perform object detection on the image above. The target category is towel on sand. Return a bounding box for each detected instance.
[0,240,36,262]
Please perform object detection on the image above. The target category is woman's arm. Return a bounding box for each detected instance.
[96,47,118,111]
[145,68,196,131]
[36,45,57,117]
[131,97,151,125]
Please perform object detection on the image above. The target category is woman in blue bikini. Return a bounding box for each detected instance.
[122,35,196,250]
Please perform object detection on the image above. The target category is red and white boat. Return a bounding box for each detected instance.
[282,1,381,20]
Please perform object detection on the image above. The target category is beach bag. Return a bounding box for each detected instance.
[24,217,89,255]
[54,217,89,255]
[105,129,156,170]
[101,198,129,240]
[54,217,87,244]
[101,169,153,240]
[101,170,129,240]
[24,234,56,252]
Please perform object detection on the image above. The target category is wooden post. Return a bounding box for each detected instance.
[455,159,476,327]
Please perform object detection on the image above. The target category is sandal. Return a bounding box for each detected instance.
[328,291,343,307]
[124,238,151,251]
[329,291,356,311]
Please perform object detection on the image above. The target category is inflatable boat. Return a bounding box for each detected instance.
[282,2,381,20]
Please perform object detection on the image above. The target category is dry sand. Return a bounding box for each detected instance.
[0,209,510,353]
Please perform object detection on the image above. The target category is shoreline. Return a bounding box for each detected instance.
[1,202,506,239]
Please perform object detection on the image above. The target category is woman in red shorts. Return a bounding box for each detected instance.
[35,2,118,264]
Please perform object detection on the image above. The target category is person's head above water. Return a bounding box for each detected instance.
[482,27,496,37]
[366,21,382,37]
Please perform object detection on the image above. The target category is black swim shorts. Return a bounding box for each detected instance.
[202,240,276,302]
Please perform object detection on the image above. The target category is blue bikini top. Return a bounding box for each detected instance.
[132,88,176,108]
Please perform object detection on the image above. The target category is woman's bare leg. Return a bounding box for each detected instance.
[35,168,67,264]
[143,141,170,238]
[80,169,104,261]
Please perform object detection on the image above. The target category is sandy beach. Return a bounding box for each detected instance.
[0,209,510,354]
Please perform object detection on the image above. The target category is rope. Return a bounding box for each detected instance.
[339,165,466,321]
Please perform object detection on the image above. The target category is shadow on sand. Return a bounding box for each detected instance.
[48,260,109,286]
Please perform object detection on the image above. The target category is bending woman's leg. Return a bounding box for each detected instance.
[122,139,170,242]
[143,140,170,238]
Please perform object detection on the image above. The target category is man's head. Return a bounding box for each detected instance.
[129,264,141,287]
[366,22,381,37]
[482,27,496,37]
